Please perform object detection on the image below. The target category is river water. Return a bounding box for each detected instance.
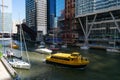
[13,45,120,80]
[7,40,119,80]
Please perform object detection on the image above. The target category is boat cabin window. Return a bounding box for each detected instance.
[71,58,78,61]
[51,56,70,61]
[71,53,80,56]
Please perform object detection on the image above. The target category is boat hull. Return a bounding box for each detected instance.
[8,59,30,69]
[11,64,30,69]
[35,48,52,54]
[46,60,87,68]
[80,46,89,50]
[12,44,19,49]
[106,48,120,53]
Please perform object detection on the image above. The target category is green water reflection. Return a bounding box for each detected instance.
[15,46,120,80]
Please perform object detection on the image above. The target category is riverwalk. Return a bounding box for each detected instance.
[0,60,12,80]
[0,57,17,80]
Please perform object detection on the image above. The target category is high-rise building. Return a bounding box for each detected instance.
[95,0,120,11]
[47,0,56,32]
[26,0,47,41]
[47,0,64,30]
[12,20,19,34]
[56,0,64,17]
[75,0,120,16]
[75,0,94,16]
[26,0,36,31]
[0,0,12,33]
[56,0,65,29]
[75,0,120,49]
[36,0,47,35]
[60,0,78,44]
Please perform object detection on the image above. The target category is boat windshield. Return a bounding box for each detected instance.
[71,52,80,56]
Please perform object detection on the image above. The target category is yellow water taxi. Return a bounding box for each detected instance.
[46,52,89,68]
[9,42,19,49]
[12,44,19,49]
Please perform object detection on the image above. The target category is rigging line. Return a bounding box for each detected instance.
[20,24,22,58]
[21,25,30,64]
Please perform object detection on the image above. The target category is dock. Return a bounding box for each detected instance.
[0,57,18,80]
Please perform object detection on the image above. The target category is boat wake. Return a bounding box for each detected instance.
[41,59,46,63]
[45,63,86,70]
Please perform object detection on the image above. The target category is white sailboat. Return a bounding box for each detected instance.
[80,41,89,50]
[9,24,31,69]
[80,46,89,50]
[106,42,120,53]
[106,48,120,53]
[35,41,52,54]
[5,31,20,59]
[35,48,52,54]
[5,27,14,58]
[61,37,67,49]
[61,43,67,49]
[38,41,45,48]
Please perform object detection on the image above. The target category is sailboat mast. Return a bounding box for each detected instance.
[114,28,116,49]
[10,25,12,50]
[52,14,55,44]
[21,26,30,64]
[20,24,22,58]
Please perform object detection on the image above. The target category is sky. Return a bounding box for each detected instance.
[56,0,65,17]
[12,0,25,21]
[12,0,65,21]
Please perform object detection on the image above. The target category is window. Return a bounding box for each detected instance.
[51,56,70,61]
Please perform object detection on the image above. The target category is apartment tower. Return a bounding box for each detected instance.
[63,0,78,44]
[26,0,47,41]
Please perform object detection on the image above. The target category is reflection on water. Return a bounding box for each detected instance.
[9,42,120,80]
[15,50,120,80]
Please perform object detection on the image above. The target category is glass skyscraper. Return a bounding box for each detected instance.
[47,0,56,31]
[0,0,12,33]
[26,0,47,42]
[95,0,120,11]
[26,0,36,31]
[56,0,64,17]
[75,0,120,49]
[56,0,65,28]
[26,0,64,41]
[47,0,64,29]
[75,0,94,16]
[75,0,120,16]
